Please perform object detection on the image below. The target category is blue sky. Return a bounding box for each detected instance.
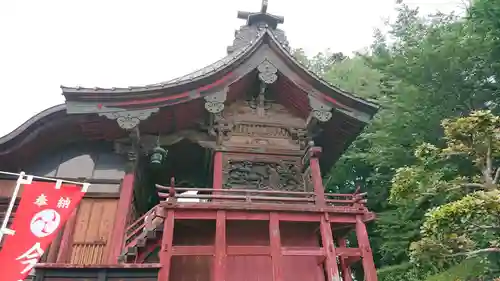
[0,0,465,136]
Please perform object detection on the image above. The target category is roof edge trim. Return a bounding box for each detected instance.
[62,31,268,96]
[0,104,67,145]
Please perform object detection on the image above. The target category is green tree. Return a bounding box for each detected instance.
[293,1,500,279]
[390,110,500,278]
[292,48,347,77]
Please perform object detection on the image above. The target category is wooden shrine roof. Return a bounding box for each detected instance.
[60,29,377,116]
[0,3,379,173]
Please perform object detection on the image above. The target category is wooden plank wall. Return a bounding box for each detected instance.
[69,198,118,265]
[226,220,273,281]
[280,222,326,281]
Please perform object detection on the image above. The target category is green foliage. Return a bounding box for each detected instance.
[291,48,347,77]
[414,190,500,260]
[424,257,490,281]
[389,111,500,271]
[377,262,421,281]
[323,56,384,100]
[295,0,500,279]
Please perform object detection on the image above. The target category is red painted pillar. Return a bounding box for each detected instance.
[337,237,353,281]
[107,173,135,264]
[159,210,175,281]
[309,146,325,206]
[269,213,283,281]
[320,214,340,281]
[355,216,378,281]
[213,150,223,190]
[213,210,227,281]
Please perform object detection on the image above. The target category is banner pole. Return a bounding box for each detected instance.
[0,171,85,186]
[0,170,89,244]
[0,172,33,244]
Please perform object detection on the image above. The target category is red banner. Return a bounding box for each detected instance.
[0,181,86,281]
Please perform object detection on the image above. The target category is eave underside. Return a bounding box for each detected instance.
[0,73,366,174]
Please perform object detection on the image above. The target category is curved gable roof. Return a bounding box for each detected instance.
[0,6,379,165]
[0,104,67,146]
[61,28,377,113]
[61,30,266,96]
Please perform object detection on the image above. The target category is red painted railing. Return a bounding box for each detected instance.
[123,207,157,251]
[120,184,368,262]
[155,185,367,207]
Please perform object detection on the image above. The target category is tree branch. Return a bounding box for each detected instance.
[449,247,500,257]
[485,137,493,183]
[444,183,486,192]
[493,167,500,184]
[467,224,500,232]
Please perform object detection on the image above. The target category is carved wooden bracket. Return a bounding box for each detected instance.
[113,128,142,167]
[204,88,228,114]
[308,95,332,122]
[99,108,159,130]
[257,59,278,84]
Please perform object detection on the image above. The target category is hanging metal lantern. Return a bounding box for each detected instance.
[150,145,167,166]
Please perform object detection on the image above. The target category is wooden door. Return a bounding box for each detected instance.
[69,198,118,264]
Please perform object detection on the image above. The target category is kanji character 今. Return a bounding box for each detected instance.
[57,197,71,208]
[16,242,44,274]
[33,194,48,207]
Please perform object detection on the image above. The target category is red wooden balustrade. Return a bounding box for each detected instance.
[117,187,376,281]
[155,185,367,208]
[123,207,157,251]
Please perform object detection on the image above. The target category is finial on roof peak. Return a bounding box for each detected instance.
[261,0,268,13]
[237,0,284,29]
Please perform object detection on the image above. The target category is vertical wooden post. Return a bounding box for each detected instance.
[159,210,175,281]
[337,237,353,281]
[107,173,135,264]
[320,214,340,281]
[213,150,223,190]
[355,216,378,281]
[56,207,78,263]
[309,146,325,206]
[269,213,283,281]
[213,210,227,281]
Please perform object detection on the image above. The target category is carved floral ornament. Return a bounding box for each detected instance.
[308,95,333,122]
[204,88,228,114]
[224,160,304,191]
[99,108,159,130]
[257,59,278,84]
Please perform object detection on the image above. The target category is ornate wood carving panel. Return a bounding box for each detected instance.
[220,101,308,151]
[224,101,305,128]
[222,153,305,192]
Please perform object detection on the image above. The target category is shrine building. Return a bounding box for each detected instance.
[0,2,379,281]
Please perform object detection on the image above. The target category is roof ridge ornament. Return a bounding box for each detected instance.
[237,0,284,29]
[261,0,268,13]
[257,59,278,84]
